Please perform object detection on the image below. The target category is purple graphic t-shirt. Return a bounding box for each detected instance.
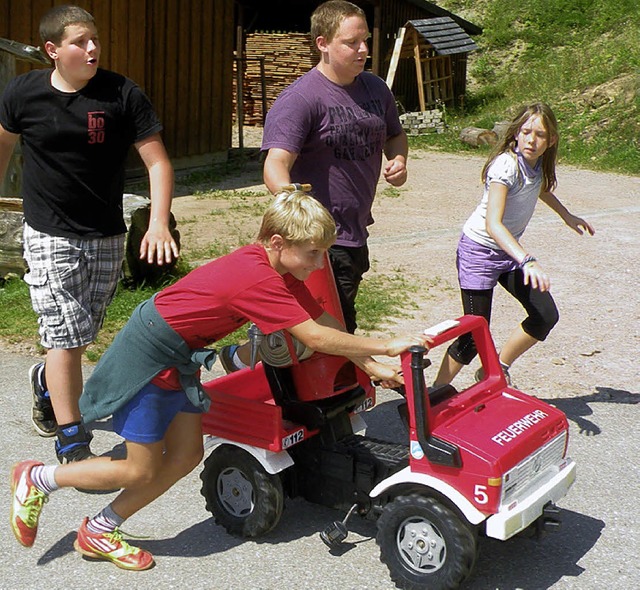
[262,68,403,247]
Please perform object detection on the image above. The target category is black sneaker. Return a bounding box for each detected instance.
[219,344,241,374]
[55,423,96,464]
[29,363,57,437]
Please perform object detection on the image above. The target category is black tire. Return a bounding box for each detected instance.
[376,495,477,590]
[200,445,284,538]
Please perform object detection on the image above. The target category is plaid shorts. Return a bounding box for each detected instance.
[23,224,125,349]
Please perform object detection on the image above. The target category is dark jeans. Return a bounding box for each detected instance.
[448,268,560,365]
[328,244,370,334]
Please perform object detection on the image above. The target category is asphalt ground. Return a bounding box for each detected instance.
[1,350,638,590]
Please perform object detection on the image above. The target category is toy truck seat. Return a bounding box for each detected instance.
[261,254,374,429]
[262,353,373,430]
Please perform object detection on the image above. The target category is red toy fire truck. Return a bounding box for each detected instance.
[199,263,576,590]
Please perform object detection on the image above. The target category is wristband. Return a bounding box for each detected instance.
[519,254,537,268]
[281,183,312,193]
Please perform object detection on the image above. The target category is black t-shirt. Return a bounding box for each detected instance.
[0,68,163,238]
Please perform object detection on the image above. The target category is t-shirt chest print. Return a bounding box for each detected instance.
[325,97,386,161]
[87,110,106,144]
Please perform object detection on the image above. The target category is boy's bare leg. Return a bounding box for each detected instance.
[45,346,87,425]
[54,412,204,518]
[112,412,204,519]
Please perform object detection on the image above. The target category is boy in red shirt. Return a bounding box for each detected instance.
[10,189,427,571]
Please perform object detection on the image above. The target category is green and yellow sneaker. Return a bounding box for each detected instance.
[74,518,155,571]
[10,460,48,547]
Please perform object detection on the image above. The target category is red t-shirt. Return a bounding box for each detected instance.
[152,244,324,389]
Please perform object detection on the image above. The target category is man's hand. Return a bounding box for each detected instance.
[383,156,407,187]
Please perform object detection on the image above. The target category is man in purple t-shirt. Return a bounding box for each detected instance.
[261,0,408,334]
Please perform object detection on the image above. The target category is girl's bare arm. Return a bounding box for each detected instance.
[539,191,596,235]
[486,182,551,291]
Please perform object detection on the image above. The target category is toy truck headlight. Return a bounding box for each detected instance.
[499,431,568,508]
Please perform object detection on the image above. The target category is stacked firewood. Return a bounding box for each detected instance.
[234,33,317,126]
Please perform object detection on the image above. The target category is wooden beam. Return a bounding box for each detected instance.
[385,26,405,89]
[236,24,244,150]
[371,1,381,76]
[413,30,426,112]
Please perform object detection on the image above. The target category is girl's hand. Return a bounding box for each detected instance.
[522,261,551,292]
[565,214,595,236]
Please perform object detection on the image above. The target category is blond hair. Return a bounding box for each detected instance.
[258,190,336,248]
[39,4,95,45]
[310,1,366,44]
[482,102,559,192]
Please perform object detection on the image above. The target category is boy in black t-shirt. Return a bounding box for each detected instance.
[0,5,179,462]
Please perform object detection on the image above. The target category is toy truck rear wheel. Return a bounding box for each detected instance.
[376,495,477,590]
[200,445,284,537]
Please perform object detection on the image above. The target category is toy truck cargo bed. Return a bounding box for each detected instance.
[201,353,375,453]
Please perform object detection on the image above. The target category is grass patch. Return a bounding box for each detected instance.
[355,269,420,333]
[381,186,403,199]
[186,240,236,261]
[0,277,40,346]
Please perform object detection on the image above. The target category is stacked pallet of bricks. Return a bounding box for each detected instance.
[234,33,317,126]
[399,109,445,135]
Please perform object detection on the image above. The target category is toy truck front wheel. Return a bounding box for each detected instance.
[200,444,284,537]
[376,495,477,590]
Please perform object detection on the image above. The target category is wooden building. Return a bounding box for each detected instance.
[235,0,482,122]
[0,0,235,170]
[386,17,479,110]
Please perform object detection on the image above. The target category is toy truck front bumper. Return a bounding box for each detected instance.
[485,458,576,540]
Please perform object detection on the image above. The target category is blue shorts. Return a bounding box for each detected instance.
[112,382,202,444]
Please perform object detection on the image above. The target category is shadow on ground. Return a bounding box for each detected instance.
[544,386,639,436]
